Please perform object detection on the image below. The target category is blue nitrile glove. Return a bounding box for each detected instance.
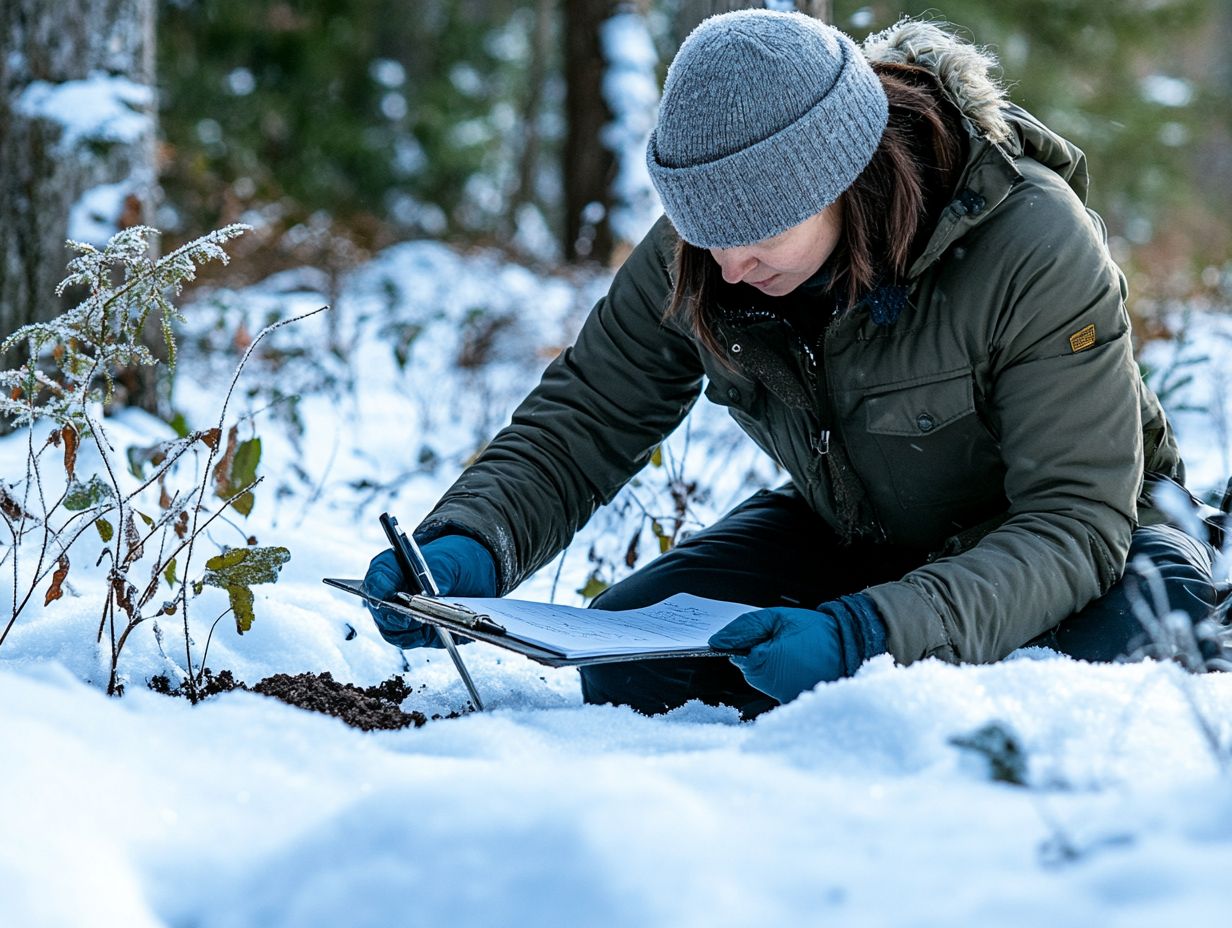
[707,594,888,705]
[363,534,498,649]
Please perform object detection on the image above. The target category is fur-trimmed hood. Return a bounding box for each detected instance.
[860,18,1093,279]
[862,19,1013,144]
[861,19,1090,202]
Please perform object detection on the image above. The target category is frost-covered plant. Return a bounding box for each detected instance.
[0,226,316,699]
[0,225,247,427]
[572,435,715,602]
[1140,309,1210,418]
[1122,551,1232,771]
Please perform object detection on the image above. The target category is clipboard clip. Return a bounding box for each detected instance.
[395,593,507,636]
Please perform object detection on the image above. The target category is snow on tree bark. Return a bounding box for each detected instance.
[599,8,661,251]
[0,0,159,419]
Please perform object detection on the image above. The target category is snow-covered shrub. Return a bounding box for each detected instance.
[0,226,309,698]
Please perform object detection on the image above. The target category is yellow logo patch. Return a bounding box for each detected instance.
[1069,324,1096,353]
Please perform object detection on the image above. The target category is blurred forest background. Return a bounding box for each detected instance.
[3,0,1230,411]
[157,0,1231,291]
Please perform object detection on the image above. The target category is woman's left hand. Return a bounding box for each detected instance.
[708,594,887,704]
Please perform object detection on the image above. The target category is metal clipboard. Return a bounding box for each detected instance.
[323,578,720,669]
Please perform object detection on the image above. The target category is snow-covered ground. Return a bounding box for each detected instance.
[2,237,1231,927]
[6,654,1231,927]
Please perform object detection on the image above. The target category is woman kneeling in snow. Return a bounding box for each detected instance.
[364,12,1228,717]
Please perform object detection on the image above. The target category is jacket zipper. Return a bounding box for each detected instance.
[724,303,830,456]
[803,344,830,456]
[819,311,888,543]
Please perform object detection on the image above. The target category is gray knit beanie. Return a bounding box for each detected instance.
[646,10,888,249]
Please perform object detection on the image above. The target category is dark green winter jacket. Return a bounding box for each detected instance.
[417,60,1182,667]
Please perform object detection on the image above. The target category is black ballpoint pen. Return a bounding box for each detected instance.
[379,512,485,711]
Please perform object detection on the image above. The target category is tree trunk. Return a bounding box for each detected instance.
[563,0,619,263]
[511,0,555,219]
[0,0,160,419]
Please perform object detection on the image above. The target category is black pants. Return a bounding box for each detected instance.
[580,485,1224,718]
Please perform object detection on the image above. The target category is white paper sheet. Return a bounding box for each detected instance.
[441,593,755,659]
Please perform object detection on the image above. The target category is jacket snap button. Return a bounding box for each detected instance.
[731,343,742,354]
[726,387,741,403]
[917,413,936,432]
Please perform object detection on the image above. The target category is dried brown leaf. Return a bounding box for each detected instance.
[62,425,78,479]
[0,486,28,522]
[212,425,239,497]
[624,528,640,568]
[233,321,253,353]
[111,572,136,621]
[138,575,159,609]
[174,510,189,539]
[44,555,69,606]
[124,513,143,562]
[200,428,222,452]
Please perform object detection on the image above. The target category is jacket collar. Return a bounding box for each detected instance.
[905,115,1021,281]
[904,103,1090,282]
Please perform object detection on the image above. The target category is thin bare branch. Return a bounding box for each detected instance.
[196,607,234,685]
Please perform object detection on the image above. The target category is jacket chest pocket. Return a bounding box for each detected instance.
[860,371,1003,509]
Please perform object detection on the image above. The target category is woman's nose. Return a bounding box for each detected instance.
[711,248,757,285]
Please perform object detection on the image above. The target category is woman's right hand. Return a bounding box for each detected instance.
[362,534,498,649]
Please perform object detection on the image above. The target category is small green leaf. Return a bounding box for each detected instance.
[212,433,261,517]
[233,438,261,483]
[64,475,114,511]
[137,510,154,527]
[576,575,609,601]
[650,446,663,468]
[168,411,191,438]
[228,586,257,633]
[201,545,291,634]
[163,558,177,589]
[230,439,261,515]
[95,518,114,543]
[205,548,249,571]
[651,520,672,554]
[232,489,255,517]
[126,447,145,479]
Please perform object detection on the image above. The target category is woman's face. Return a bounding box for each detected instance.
[708,201,843,297]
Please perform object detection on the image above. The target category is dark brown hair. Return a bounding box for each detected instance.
[665,62,966,360]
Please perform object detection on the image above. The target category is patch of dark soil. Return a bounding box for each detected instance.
[253,672,425,731]
[148,669,427,731]
[148,667,245,700]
